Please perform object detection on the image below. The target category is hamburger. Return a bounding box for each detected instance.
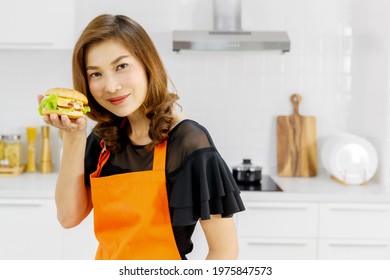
[38,88,90,118]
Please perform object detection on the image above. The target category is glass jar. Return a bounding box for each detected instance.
[1,135,21,167]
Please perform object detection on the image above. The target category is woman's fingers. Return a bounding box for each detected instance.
[37,94,44,103]
[43,114,86,132]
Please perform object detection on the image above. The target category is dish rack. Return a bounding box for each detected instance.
[331,169,368,186]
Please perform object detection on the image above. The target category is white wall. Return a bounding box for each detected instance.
[347,0,390,185]
[1,0,389,183]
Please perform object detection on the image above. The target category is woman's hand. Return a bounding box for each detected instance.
[43,114,87,134]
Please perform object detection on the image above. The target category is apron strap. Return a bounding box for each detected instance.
[90,140,110,178]
[120,118,128,129]
[152,141,167,172]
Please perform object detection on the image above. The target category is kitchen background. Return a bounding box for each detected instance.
[1,0,389,186]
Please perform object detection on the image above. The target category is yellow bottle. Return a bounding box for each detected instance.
[40,126,52,173]
[26,127,37,172]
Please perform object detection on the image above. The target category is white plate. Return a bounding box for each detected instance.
[321,134,378,185]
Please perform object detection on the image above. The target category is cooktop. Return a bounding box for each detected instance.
[236,175,283,192]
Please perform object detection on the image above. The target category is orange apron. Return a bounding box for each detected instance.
[90,141,181,260]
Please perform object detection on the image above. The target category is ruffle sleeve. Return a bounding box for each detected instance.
[167,147,245,226]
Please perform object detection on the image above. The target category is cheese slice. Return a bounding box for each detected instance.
[57,97,74,106]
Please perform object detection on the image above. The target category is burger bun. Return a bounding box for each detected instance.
[41,108,84,119]
[45,88,88,105]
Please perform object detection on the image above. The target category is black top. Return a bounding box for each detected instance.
[84,119,245,259]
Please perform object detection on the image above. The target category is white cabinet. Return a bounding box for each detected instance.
[318,203,390,259]
[0,173,98,260]
[235,199,390,260]
[318,239,390,260]
[0,197,97,260]
[0,198,63,259]
[319,203,390,239]
[0,0,75,49]
[237,202,318,260]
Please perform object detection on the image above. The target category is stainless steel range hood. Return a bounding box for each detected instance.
[173,0,290,53]
[173,30,290,53]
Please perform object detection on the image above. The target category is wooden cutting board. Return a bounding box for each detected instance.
[277,93,317,177]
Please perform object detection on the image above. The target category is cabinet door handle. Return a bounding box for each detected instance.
[329,207,389,213]
[0,42,53,46]
[247,241,308,246]
[247,205,308,211]
[0,42,54,48]
[329,243,389,248]
[0,201,44,207]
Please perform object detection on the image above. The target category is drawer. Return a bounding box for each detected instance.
[319,203,390,239]
[0,199,63,259]
[319,239,390,260]
[239,237,317,260]
[237,202,318,238]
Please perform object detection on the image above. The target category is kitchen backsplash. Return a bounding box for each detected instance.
[1,0,389,186]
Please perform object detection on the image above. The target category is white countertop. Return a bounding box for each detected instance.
[2,170,390,203]
[241,170,390,203]
[0,172,57,199]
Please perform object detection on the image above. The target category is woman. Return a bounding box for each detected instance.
[42,14,245,260]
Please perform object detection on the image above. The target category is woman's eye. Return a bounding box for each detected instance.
[89,72,101,79]
[117,63,128,71]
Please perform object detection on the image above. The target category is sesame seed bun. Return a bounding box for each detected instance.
[45,88,88,105]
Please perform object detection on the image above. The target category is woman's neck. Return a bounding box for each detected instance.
[126,105,188,145]
[127,112,151,146]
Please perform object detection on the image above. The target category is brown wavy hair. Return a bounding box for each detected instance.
[72,14,179,152]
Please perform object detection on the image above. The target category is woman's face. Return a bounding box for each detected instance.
[85,39,148,118]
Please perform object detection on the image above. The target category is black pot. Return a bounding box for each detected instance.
[232,159,262,183]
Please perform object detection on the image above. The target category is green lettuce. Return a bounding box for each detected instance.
[38,94,58,115]
[38,94,91,115]
[82,106,91,114]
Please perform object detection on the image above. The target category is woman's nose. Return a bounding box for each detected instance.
[104,75,122,94]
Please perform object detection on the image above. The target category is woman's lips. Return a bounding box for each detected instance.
[107,94,130,105]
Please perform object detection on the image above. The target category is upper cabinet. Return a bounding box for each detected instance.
[0,0,75,49]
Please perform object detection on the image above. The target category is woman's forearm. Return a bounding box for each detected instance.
[55,130,92,228]
[201,215,239,260]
